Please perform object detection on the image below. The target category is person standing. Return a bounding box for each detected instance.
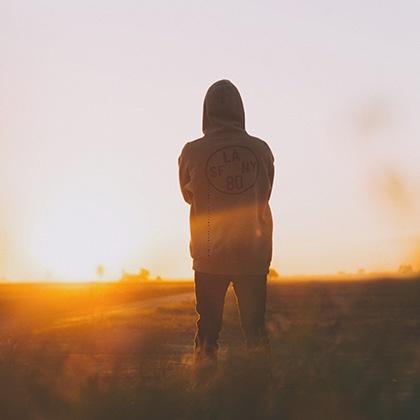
[178,80,274,366]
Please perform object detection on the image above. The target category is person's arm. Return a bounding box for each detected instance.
[178,144,193,205]
[264,142,275,200]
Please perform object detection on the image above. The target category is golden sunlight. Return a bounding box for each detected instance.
[29,197,137,281]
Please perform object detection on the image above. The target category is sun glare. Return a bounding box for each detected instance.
[29,198,137,281]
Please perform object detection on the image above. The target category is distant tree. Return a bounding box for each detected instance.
[120,267,152,282]
[357,268,366,276]
[155,275,162,282]
[96,265,105,280]
[268,267,280,280]
[398,264,413,275]
[138,268,150,281]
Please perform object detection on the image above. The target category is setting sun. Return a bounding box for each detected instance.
[29,196,141,281]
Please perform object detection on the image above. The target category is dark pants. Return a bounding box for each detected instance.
[194,271,268,353]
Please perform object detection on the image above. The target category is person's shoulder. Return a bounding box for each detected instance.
[187,136,206,148]
[180,136,205,155]
[247,134,270,148]
[247,134,274,159]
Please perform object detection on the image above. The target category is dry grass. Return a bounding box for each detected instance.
[1,278,420,419]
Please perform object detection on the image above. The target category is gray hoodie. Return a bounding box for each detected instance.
[179,80,274,275]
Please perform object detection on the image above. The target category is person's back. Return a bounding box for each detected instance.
[179,80,274,367]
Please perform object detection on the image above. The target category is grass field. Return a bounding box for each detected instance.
[1,278,420,420]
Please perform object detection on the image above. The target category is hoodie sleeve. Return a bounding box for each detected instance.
[178,144,193,205]
[265,142,275,200]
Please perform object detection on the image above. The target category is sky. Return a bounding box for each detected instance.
[1,0,420,280]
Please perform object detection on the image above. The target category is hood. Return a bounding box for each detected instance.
[202,80,245,135]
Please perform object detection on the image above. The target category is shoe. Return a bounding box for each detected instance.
[193,345,218,367]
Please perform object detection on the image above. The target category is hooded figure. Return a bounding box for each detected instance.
[179,80,274,364]
[179,80,274,275]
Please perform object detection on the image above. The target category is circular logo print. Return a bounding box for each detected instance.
[206,145,259,194]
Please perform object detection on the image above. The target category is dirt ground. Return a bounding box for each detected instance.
[1,278,419,419]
